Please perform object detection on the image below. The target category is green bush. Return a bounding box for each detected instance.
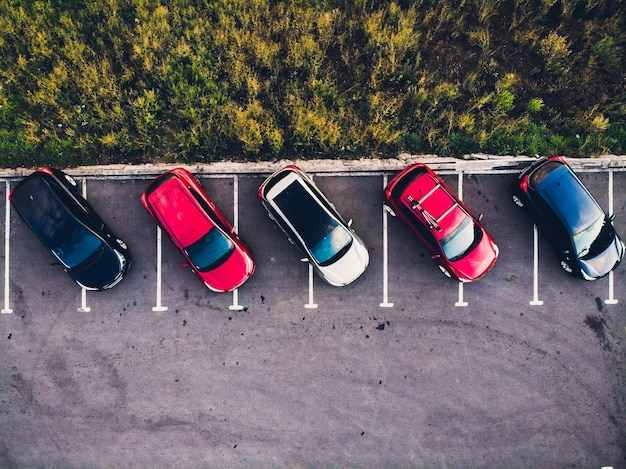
[0,0,625,168]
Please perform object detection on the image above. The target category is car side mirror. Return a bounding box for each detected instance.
[300,257,309,263]
[347,219,353,227]
[432,254,441,260]
[478,213,484,222]
[610,214,616,223]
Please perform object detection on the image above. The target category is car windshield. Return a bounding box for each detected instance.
[573,215,614,259]
[274,180,352,266]
[441,216,482,262]
[310,224,353,266]
[184,227,234,272]
[51,226,103,269]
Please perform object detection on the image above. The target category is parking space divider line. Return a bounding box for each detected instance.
[606,271,617,305]
[606,169,618,305]
[78,178,91,312]
[229,175,244,311]
[530,224,544,306]
[380,174,394,308]
[305,176,318,309]
[455,282,468,307]
[2,180,12,314]
[455,172,468,307]
[152,226,168,312]
[79,289,91,313]
[305,264,318,309]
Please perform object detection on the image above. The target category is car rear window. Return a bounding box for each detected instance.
[391,165,429,198]
[530,160,562,186]
[145,173,178,198]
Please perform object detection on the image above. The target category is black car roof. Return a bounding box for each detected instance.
[12,174,82,250]
[536,163,603,234]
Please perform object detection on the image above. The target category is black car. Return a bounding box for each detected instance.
[10,168,131,290]
[512,156,624,280]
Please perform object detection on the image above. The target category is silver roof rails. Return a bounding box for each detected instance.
[406,194,442,232]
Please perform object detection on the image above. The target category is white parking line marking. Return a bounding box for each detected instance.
[152,226,168,312]
[230,289,243,311]
[455,282,468,307]
[2,181,12,314]
[305,263,318,309]
[304,175,318,309]
[606,169,618,305]
[530,224,544,306]
[606,271,617,305]
[79,289,90,313]
[380,174,393,308]
[78,178,91,312]
[455,172,468,307]
[230,175,244,311]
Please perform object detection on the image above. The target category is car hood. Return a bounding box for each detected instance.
[579,236,624,280]
[318,234,369,286]
[449,232,499,282]
[71,245,125,290]
[199,247,254,292]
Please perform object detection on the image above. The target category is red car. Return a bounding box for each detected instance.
[141,168,255,292]
[383,163,498,282]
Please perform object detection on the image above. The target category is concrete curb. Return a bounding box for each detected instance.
[1,153,626,179]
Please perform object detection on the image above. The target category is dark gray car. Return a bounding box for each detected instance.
[10,168,131,290]
[512,156,623,280]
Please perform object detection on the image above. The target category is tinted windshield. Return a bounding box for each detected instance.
[441,216,482,261]
[574,215,615,259]
[184,227,234,272]
[52,226,103,269]
[310,225,353,266]
[274,180,352,265]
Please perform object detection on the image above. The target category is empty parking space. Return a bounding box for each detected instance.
[1,162,625,468]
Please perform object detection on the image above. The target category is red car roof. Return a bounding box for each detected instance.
[400,171,468,240]
[147,177,213,248]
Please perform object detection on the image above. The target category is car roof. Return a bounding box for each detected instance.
[147,176,214,247]
[536,164,603,233]
[400,170,467,240]
[11,174,83,249]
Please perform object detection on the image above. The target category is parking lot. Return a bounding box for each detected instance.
[1,156,625,468]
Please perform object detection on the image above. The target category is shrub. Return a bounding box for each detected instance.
[0,0,625,167]
[526,98,544,114]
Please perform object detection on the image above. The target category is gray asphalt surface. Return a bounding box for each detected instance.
[0,157,625,468]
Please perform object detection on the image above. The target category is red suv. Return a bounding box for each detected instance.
[384,163,498,282]
[141,168,255,292]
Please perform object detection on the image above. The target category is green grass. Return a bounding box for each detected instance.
[0,0,625,167]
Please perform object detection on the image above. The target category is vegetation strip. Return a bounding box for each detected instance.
[1,1,625,167]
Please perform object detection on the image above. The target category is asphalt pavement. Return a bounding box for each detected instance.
[0,155,625,468]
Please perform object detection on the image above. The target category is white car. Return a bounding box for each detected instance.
[258,165,369,286]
